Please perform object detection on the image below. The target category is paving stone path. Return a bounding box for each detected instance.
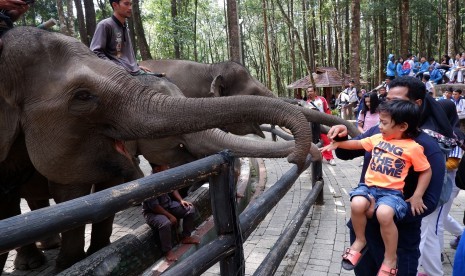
[4,156,464,275]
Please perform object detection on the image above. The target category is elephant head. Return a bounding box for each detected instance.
[0,27,313,186]
[139,59,361,137]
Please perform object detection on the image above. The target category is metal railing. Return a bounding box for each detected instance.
[0,124,324,276]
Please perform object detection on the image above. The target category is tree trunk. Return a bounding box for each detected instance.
[84,0,97,42]
[366,20,371,85]
[447,0,456,55]
[226,0,242,63]
[344,0,350,72]
[288,0,297,94]
[301,0,310,67]
[171,0,180,58]
[262,0,271,89]
[275,0,315,87]
[66,0,75,36]
[56,0,67,35]
[74,0,88,45]
[194,0,198,61]
[350,0,360,86]
[400,0,409,55]
[132,0,152,60]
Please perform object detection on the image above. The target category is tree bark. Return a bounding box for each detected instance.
[194,0,198,61]
[226,0,242,63]
[56,0,67,35]
[262,0,271,89]
[447,0,456,55]
[350,0,360,86]
[66,0,75,37]
[400,0,409,55]
[275,0,315,87]
[84,0,97,42]
[74,0,88,45]
[132,0,152,60]
[171,0,180,58]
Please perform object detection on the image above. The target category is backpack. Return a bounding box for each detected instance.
[401,61,411,75]
[456,158,465,189]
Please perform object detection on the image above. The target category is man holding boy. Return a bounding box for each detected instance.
[327,76,453,275]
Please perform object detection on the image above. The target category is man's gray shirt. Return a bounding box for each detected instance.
[90,16,140,74]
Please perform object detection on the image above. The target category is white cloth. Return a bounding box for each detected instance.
[408,59,415,76]
[418,206,444,275]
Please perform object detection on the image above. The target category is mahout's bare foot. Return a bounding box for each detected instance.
[365,195,375,219]
[165,250,178,262]
[181,235,200,245]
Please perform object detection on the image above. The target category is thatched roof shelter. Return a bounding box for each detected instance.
[287,67,367,89]
[287,67,367,101]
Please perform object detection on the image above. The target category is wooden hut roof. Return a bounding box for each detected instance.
[287,67,367,89]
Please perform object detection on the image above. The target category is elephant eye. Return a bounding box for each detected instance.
[69,89,99,116]
[74,90,96,101]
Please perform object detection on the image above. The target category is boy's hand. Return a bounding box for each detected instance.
[168,215,178,226]
[406,196,427,216]
[180,200,193,209]
[319,142,338,153]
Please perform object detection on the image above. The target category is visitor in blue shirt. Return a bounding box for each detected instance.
[386,54,396,80]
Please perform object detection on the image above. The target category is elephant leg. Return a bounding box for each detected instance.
[49,182,92,271]
[26,199,62,250]
[86,215,115,256]
[0,191,46,272]
[21,172,61,250]
[14,244,46,270]
[86,178,123,256]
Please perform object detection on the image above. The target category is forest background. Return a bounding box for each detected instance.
[16,0,465,98]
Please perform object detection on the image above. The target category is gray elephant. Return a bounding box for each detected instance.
[0,27,314,272]
[139,59,361,137]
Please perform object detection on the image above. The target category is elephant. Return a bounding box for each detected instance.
[139,59,361,138]
[0,27,314,272]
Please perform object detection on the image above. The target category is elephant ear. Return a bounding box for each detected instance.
[209,75,224,97]
[0,96,20,162]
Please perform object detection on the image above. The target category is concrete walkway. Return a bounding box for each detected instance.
[4,156,464,275]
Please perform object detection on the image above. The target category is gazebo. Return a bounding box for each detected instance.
[287,67,367,103]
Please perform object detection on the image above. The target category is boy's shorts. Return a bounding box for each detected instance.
[349,183,408,220]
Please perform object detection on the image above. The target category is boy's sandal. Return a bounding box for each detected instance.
[341,246,368,270]
[377,263,398,276]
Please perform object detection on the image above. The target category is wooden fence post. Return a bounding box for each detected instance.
[209,151,245,276]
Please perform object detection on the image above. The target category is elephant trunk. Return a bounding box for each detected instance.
[297,107,361,137]
[183,129,321,161]
[116,94,314,169]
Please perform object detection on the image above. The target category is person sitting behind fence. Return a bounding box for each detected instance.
[321,99,432,276]
[142,165,200,262]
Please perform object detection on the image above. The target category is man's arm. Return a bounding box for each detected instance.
[89,22,110,60]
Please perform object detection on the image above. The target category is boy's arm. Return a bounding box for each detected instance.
[149,202,178,225]
[172,190,193,208]
[320,140,363,153]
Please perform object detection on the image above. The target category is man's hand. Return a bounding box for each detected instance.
[327,125,348,140]
[0,0,28,10]
[139,65,152,73]
[1,0,30,22]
